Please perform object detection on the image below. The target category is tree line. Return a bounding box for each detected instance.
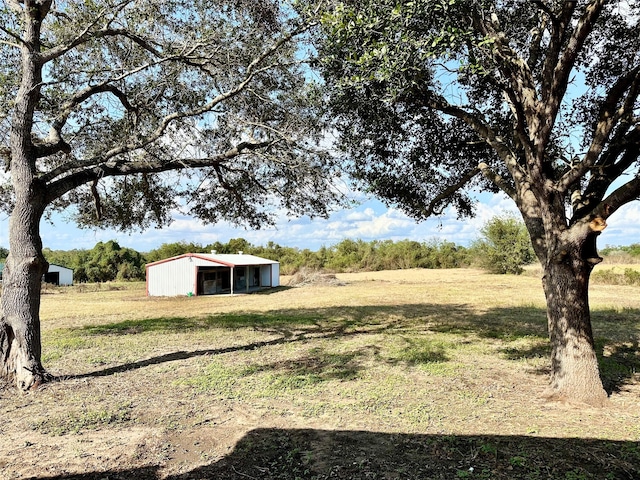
[34,238,470,283]
[0,215,548,282]
[4,214,637,284]
[3,215,636,284]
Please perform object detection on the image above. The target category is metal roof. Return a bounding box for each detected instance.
[146,253,278,268]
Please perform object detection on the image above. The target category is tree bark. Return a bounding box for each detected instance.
[0,1,51,390]
[541,257,608,407]
[0,195,49,390]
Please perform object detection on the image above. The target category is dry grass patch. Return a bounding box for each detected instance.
[0,269,639,479]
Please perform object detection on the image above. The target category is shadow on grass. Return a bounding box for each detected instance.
[35,428,640,479]
[79,310,321,335]
[246,345,379,385]
[62,330,365,381]
[61,303,639,394]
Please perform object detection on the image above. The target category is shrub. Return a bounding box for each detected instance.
[471,214,536,275]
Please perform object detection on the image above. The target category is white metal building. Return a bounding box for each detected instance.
[146,253,280,297]
[44,264,74,286]
[0,263,73,286]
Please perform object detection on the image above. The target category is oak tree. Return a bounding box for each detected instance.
[0,0,340,389]
[316,0,639,405]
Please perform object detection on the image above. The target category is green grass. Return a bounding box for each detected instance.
[387,336,451,364]
[38,282,638,407]
[80,312,321,335]
[29,402,133,435]
[1,269,639,479]
[179,359,245,397]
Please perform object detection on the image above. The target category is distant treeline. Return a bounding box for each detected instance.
[23,238,472,283]
[600,244,640,258]
[1,234,637,284]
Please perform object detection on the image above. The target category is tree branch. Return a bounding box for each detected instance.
[44,139,276,203]
[0,25,24,47]
[478,162,516,199]
[470,9,539,177]
[426,94,528,189]
[90,178,102,220]
[601,176,640,219]
[422,167,480,216]
[527,8,548,71]
[33,131,71,158]
[5,0,24,14]
[34,82,140,159]
[587,125,640,195]
[558,65,640,192]
[38,21,309,179]
[538,0,605,156]
[39,1,136,63]
[551,0,604,98]
[532,1,557,21]
[571,125,640,220]
[41,24,311,183]
[540,0,576,102]
[427,96,506,160]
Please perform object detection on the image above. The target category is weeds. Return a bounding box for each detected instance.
[592,267,640,286]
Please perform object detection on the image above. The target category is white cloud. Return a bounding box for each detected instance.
[326,207,413,240]
[600,202,640,247]
[344,208,375,222]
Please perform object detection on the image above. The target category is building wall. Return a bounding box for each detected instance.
[48,265,73,286]
[259,265,271,287]
[270,264,280,287]
[147,256,200,296]
[146,254,280,296]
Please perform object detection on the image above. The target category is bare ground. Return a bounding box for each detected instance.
[1,269,639,479]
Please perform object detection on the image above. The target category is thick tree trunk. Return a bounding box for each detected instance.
[542,259,608,407]
[0,196,49,390]
[0,0,53,390]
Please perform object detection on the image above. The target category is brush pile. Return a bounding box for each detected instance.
[287,268,345,287]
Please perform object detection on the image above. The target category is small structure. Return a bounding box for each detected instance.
[0,263,73,286]
[146,252,280,297]
[45,264,74,286]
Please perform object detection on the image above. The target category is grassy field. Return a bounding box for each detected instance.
[1,268,639,479]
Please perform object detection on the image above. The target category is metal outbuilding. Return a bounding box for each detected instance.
[45,264,74,286]
[145,252,280,297]
[0,263,73,286]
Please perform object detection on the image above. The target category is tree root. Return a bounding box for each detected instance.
[18,365,54,391]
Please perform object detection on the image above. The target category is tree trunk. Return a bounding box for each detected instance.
[0,194,49,390]
[0,0,52,390]
[542,258,608,407]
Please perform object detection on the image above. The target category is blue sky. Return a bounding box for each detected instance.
[1,190,638,253]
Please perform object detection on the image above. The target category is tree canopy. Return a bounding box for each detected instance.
[314,0,640,405]
[316,0,639,239]
[0,0,340,231]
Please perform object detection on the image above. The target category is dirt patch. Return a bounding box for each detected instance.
[3,421,638,479]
